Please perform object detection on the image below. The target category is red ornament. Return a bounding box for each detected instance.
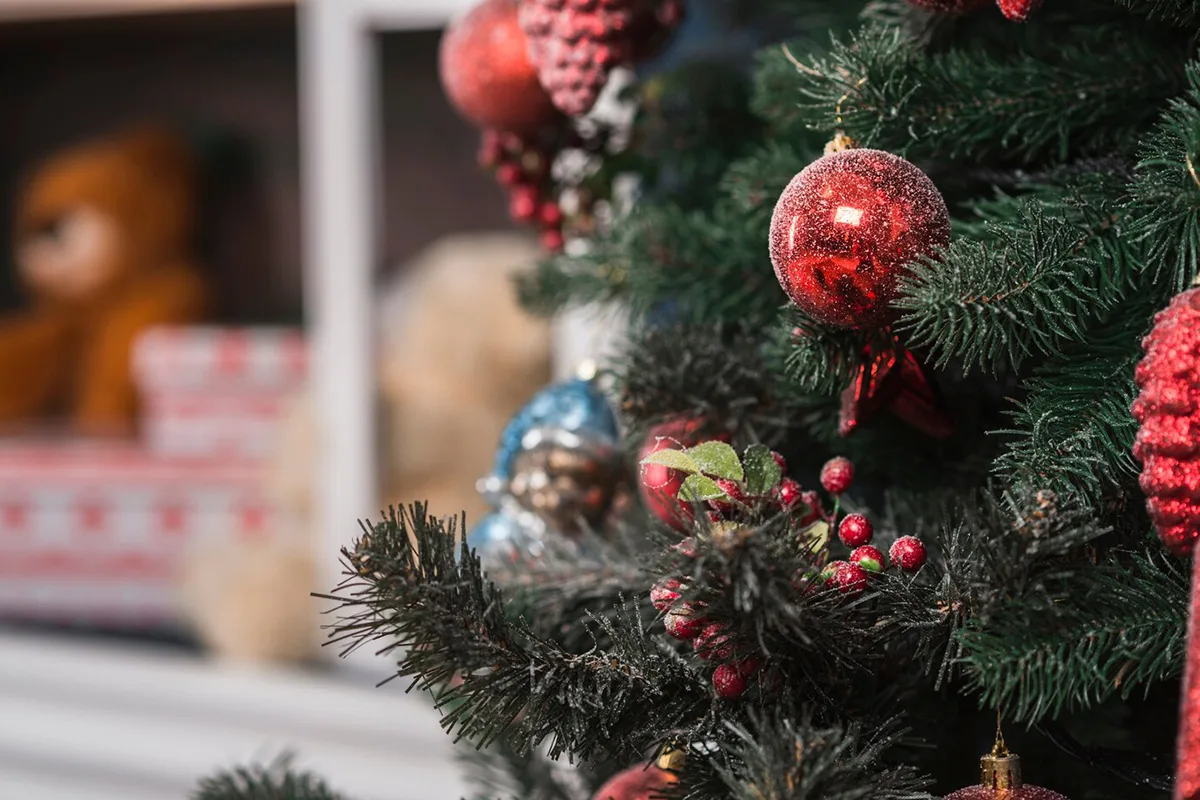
[945,738,1067,800]
[768,148,950,330]
[650,577,683,612]
[840,337,954,439]
[519,0,637,117]
[540,228,565,253]
[591,763,677,800]
[770,451,787,473]
[712,662,747,698]
[664,603,706,639]
[838,514,874,548]
[1132,287,1200,799]
[826,560,868,595]
[820,456,855,495]
[851,545,885,572]
[776,477,803,510]
[1133,287,1200,557]
[693,621,733,661]
[996,0,1041,19]
[637,419,723,530]
[509,185,541,221]
[439,0,559,133]
[889,536,927,571]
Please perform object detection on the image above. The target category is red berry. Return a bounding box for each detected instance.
[838,514,874,548]
[828,560,868,595]
[540,228,565,252]
[798,490,826,525]
[650,577,683,611]
[712,663,747,698]
[495,162,523,186]
[693,622,733,661]
[509,186,540,222]
[820,457,855,495]
[715,479,743,502]
[539,201,563,227]
[889,536,927,572]
[477,133,505,168]
[705,509,723,524]
[776,478,803,509]
[771,451,788,474]
[850,545,885,573]
[709,479,744,517]
[664,604,706,639]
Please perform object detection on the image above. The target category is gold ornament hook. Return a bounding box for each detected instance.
[980,713,1022,790]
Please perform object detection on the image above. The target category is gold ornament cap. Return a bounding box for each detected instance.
[980,719,1023,790]
[656,746,686,771]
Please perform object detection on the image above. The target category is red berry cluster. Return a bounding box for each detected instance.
[651,581,760,699]
[477,129,566,252]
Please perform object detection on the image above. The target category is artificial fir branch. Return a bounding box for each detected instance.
[895,201,1100,373]
[958,552,1188,723]
[1110,0,1200,25]
[191,757,347,800]
[772,308,864,398]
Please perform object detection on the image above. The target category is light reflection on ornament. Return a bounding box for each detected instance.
[834,205,864,226]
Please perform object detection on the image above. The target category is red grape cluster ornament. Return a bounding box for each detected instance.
[772,145,954,438]
[1131,285,1200,800]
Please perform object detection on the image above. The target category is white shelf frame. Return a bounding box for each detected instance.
[299,0,476,667]
[0,0,293,23]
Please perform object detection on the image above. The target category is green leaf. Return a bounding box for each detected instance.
[680,474,728,503]
[743,444,783,495]
[640,448,701,474]
[803,521,831,553]
[685,441,744,481]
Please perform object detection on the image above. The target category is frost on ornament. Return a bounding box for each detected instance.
[768,149,950,329]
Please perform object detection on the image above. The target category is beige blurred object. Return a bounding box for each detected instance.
[378,232,552,526]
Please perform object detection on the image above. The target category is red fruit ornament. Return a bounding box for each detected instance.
[638,419,723,530]
[650,577,683,611]
[776,477,803,509]
[519,0,637,117]
[439,0,559,133]
[768,148,950,330]
[693,622,734,661]
[590,758,678,800]
[889,536,927,571]
[820,456,855,495]
[1132,286,1200,800]
[827,560,868,595]
[712,662,748,698]
[664,603,706,639]
[996,0,1042,20]
[838,514,874,548]
[850,545,885,573]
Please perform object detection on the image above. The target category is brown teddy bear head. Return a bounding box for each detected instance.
[14,124,197,307]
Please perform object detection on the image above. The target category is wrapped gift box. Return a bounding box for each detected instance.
[0,440,276,626]
[133,326,307,392]
[141,391,293,459]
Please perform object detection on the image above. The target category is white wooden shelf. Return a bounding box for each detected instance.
[0,0,294,22]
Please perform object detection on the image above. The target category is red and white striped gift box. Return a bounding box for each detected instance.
[0,440,276,626]
[132,327,308,392]
[142,391,292,459]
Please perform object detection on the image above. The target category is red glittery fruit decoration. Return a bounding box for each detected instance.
[637,418,724,530]
[825,560,869,595]
[996,0,1042,20]
[439,0,559,133]
[519,0,637,117]
[712,662,748,698]
[889,536,927,571]
[693,621,734,661]
[768,148,950,330]
[664,603,706,639]
[1133,287,1200,558]
[650,577,684,611]
[591,761,678,800]
[851,545,885,572]
[838,514,874,548]
[1132,286,1200,800]
[945,733,1067,800]
[820,456,855,495]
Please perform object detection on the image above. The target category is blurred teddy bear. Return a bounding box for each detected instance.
[183,232,551,664]
[0,124,209,436]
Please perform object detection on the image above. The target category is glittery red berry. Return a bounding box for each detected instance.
[820,456,855,495]
[539,201,564,227]
[776,477,803,509]
[509,185,540,221]
[693,622,733,661]
[495,162,523,185]
[478,131,506,167]
[850,545,884,573]
[712,663,747,698]
[838,514,873,548]
[798,490,826,525]
[771,451,788,474]
[650,577,683,611]
[827,560,868,595]
[709,479,744,517]
[889,536,927,571]
[540,228,565,252]
[664,603,706,639]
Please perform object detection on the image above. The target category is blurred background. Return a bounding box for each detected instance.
[0,0,608,797]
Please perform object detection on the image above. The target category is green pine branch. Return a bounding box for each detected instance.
[1109,0,1200,25]
[1125,60,1200,292]
[192,757,347,800]
[957,551,1188,723]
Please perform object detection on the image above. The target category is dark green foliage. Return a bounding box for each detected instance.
[192,758,346,800]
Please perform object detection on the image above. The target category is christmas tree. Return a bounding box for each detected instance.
[198,0,1200,797]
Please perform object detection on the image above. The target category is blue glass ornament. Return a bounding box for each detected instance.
[491,377,619,481]
[466,510,545,570]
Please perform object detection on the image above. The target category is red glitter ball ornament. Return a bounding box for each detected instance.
[820,456,855,495]
[590,763,677,800]
[439,0,559,133]
[519,0,638,117]
[768,149,950,329]
[1132,287,1200,557]
[889,536,927,571]
[838,514,874,547]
